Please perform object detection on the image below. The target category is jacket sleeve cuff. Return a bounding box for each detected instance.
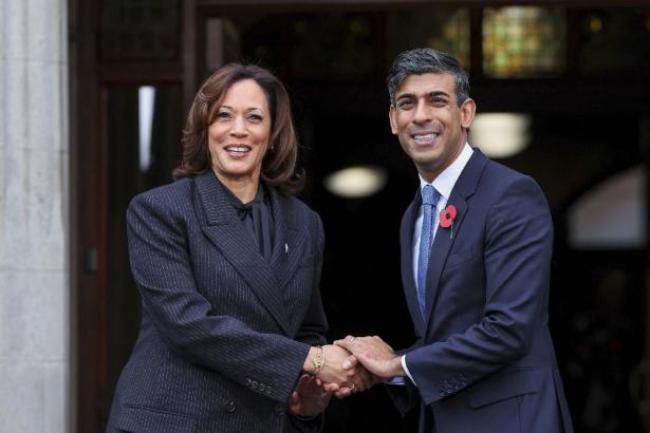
[402,355,417,386]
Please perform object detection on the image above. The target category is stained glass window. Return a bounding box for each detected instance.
[483,7,565,78]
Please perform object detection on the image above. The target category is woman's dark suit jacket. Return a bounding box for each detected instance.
[106,170,328,433]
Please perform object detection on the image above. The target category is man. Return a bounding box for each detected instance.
[336,48,574,433]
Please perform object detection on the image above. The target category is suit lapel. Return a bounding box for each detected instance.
[268,188,308,293]
[423,150,488,331]
[400,189,426,336]
[193,171,291,335]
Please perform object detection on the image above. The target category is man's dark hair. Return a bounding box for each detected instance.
[386,48,470,106]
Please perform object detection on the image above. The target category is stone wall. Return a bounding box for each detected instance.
[0,0,69,431]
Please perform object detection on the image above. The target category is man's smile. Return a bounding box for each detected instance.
[410,131,440,146]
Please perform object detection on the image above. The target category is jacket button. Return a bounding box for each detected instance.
[274,403,285,416]
[258,384,266,392]
[225,401,237,413]
[251,381,258,390]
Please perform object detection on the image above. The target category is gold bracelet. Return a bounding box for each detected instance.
[312,346,324,377]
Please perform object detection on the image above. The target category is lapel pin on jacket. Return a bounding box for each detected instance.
[284,243,289,254]
[439,205,458,239]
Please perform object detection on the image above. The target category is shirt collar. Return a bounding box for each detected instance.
[419,143,474,201]
[221,181,265,209]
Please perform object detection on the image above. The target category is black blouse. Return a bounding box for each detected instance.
[223,183,275,263]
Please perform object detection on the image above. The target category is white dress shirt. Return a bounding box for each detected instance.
[401,143,474,384]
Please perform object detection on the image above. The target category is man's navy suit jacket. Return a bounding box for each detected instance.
[106,171,327,433]
[398,150,574,433]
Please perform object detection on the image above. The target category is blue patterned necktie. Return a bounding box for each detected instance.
[417,185,440,318]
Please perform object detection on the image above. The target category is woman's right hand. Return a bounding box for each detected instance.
[303,345,359,391]
[318,344,358,386]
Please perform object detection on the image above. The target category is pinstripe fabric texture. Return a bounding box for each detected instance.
[106,170,328,433]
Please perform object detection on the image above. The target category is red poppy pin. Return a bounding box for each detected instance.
[439,205,458,239]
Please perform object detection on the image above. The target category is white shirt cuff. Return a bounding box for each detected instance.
[401,355,416,385]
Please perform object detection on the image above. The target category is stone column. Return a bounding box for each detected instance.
[0,0,69,432]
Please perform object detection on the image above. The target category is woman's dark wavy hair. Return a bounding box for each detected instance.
[173,63,303,193]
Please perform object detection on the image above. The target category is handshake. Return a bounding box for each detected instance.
[289,335,403,417]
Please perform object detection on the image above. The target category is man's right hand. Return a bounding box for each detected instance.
[334,335,405,380]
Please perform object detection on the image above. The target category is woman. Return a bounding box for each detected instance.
[106,64,358,433]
